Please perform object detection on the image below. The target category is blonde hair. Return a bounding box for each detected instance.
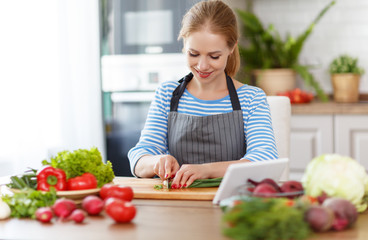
[178,0,240,77]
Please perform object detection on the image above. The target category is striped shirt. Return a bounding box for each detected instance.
[128,80,279,174]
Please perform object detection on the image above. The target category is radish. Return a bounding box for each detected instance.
[69,209,86,223]
[52,198,77,219]
[82,195,104,215]
[35,207,53,223]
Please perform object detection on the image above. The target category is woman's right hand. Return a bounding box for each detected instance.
[153,155,180,180]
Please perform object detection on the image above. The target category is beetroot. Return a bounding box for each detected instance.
[52,199,77,219]
[305,205,334,232]
[69,209,86,223]
[322,198,358,231]
[252,183,278,197]
[248,178,281,192]
[35,207,53,223]
[82,195,104,215]
[280,180,303,193]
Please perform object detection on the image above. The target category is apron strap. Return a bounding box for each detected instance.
[170,72,241,111]
[170,73,193,112]
[226,74,241,111]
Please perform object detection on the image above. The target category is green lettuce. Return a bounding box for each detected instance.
[302,154,368,212]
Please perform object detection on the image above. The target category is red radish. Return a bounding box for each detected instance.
[68,209,86,223]
[82,195,104,215]
[52,198,77,219]
[35,207,53,223]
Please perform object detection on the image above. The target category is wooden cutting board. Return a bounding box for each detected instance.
[113,177,218,201]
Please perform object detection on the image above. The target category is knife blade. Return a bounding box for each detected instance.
[163,179,169,189]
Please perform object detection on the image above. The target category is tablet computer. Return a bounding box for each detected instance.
[212,158,289,205]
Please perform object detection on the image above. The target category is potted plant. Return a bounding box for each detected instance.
[329,55,365,103]
[236,1,336,102]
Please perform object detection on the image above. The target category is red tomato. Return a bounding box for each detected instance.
[105,198,136,223]
[99,183,115,199]
[278,88,314,104]
[100,184,134,201]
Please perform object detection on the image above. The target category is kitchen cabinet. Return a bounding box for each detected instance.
[289,115,334,180]
[335,115,368,169]
[289,101,368,180]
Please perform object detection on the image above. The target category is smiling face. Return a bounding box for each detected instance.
[184,29,234,85]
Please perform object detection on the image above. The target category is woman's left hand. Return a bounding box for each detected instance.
[170,164,210,189]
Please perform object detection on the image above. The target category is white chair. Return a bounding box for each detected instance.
[267,96,291,180]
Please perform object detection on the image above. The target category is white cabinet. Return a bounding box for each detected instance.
[335,115,368,169]
[290,114,368,180]
[289,115,334,180]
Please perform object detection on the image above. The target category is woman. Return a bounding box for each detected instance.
[128,0,278,188]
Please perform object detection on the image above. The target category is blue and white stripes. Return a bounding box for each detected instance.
[128,81,279,174]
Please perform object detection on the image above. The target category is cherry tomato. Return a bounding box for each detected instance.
[105,198,136,223]
[100,184,134,201]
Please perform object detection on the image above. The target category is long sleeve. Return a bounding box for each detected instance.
[240,89,279,161]
[127,82,175,175]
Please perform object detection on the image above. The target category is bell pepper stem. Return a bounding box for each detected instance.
[47,175,58,186]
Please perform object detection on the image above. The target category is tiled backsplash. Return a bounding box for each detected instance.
[227,0,368,94]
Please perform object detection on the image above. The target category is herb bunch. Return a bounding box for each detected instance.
[222,197,310,240]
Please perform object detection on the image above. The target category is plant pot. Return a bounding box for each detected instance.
[253,69,296,96]
[331,73,360,103]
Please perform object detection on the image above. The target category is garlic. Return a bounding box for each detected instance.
[0,199,11,220]
[0,187,11,220]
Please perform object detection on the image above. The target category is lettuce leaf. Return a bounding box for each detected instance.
[42,147,115,188]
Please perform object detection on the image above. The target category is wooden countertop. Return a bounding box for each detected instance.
[2,177,368,239]
[291,100,368,115]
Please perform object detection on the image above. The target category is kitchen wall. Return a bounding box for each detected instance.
[227,0,368,94]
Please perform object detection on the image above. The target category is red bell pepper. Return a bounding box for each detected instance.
[67,173,98,190]
[37,166,67,191]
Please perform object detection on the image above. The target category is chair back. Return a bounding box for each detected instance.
[267,96,291,180]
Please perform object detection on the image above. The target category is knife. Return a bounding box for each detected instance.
[163,178,169,189]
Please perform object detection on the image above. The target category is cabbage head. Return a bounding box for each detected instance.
[302,154,368,212]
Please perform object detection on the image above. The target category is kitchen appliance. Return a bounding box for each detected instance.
[102,54,188,176]
[101,0,200,176]
[111,0,200,55]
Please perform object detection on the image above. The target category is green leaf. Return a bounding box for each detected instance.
[43,147,115,187]
[222,198,310,240]
[292,65,329,102]
[236,1,336,98]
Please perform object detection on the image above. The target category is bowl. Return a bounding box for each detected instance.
[236,184,304,199]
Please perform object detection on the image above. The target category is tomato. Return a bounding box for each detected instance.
[100,184,134,201]
[278,88,314,104]
[105,198,136,223]
[67,173,98,190]
[99,183,115,199]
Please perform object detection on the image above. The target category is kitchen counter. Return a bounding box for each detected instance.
[1,177,368,240]
[291,100,368,115]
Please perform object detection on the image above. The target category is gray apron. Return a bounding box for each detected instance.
[167,73,246,165]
